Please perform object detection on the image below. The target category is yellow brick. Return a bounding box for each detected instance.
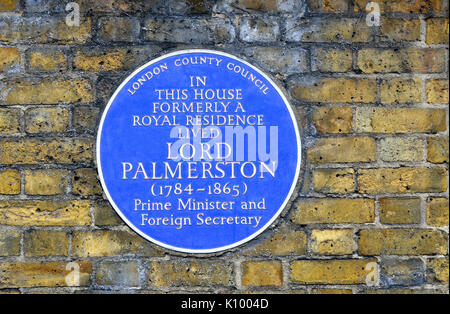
[293,198,374,224]
[379,198,421,225]
[0,200,91,226]
[355,108,446,134]
[359,229,448,255]
[286,18,371,42]
[0,229,20,256]
[427,258,449,284]
[290,78,376,103]
[426,18,449,45]
[25,107,69,133]
[148,261,234,287]
[93,200,123,226]
[0,138,93,164]
[242,261,282,287]
[0,0,18,10]
[380,78,422,104]
[96,261,139,286]
[427,137,449,164]
[1,78,93,105]
[426,79,449,104]
[310,229,354,255]
[0,47,20,72]
[24,230,69,257]
[0,261,91,288]
[311,48,352,72]
[72,168,102,196]
[358,48,446,73]
[73,49,127,71]
[308,0,348,13]
[28,50,66,72]
[0,108,20,134]
[379,137,424,162]
[379,18,421,42]
[426,198,449,227]
[24,169,69,195]
[242,227,307,256]
[311,107,353,134]
[312,289,353,294]
[0,169,20,195]
[0,17,92,44]
[290,259,375,284]
[72,230,163,257]
[358,168,447,194]
[354,0,443,13]
[307,137,376,163]
[312,168,355,193]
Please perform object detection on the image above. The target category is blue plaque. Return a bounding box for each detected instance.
[97,50,301,253]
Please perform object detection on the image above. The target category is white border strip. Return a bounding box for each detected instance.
[96,49,302,254]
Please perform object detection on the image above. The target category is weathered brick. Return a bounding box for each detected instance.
[0,17,91,44]
[308,0,348,13]
[25,107,69,134]
[73,106,99,134]
[427,258,449,284]
[426,79,449,104]
[426,198,449,227]
[380,78,422,104]
[312,168,355,194]
[379,137,424,162]
[0,169,20,195]
[144,18,235,44]
[358,48,446,73]
[96,261,139,287]
[355,108,447,134]
[379,18,421,42]
[354,0,443,13]
[0,200,91,226]
[427,137,449,164]
[380,198,421,225]
[243,227,307,256]
[239,17,279,42]
[359,229,448,255]
[0,138,93,164]
[242,261,282,287]
[72,168,102,196]
[24,230,69,257]
[0,229,20,256]
[73,48,126,72]
[426,18,449,45]
[25,169,69,195]
[311,48,352,72]
[0,108,20,134]
[311,107,353,134]
[0,261,91,288]
[358,168,447,194]
[72,230,163,257]
[307,137,376,163]
[380,259,425,287]
[310,229,354,255]
[28,49,66,72]
[0,0,17,10]
[1,78,93,105]
[244,47,308,74]
[148,261,234,287]
[0,47,20,72]
[97,17,140,42]
[93,200,123,226]
[363,288,443,294]
[290,259,374,284]
[311,289,353,294]
[285,18,371,42]
[292,198,374,224]
[217,0,303,13]
[290,78,376,103]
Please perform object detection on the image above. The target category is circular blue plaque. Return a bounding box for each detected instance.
[97,50,301,253]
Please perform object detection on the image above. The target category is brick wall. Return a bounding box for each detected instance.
[0,0,448,294]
